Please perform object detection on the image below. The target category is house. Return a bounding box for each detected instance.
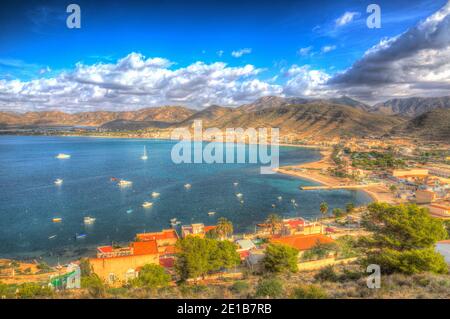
[181,223,216,238]
[392,169,428,183]
[136,229,178,246]
[270,233,335,258]
[90,240,159,284]
[415,190,437,204]
[49,263,81,290]
[428,202,450,218]
[236,239,257,260]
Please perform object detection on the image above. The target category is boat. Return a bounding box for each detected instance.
[233,182,239,186]
[142,201,153,208]
[277,196,283,201]
[54,178,63,185]
[184,183,191,189]
[208,211,216,216]
[48,235,57,240]
[272,204,276,208]
[236,193,243,198]
[291,199,296,203]
[126,209,133,214]
[84,216,96,224]
[75,233,86,240]
[110,177,118,182]
[141,145,148,160]
[151,192,160,198]
[118,179,132,187]
[170,218,177,223]
[52,218,62,223]
[56,153,70,159]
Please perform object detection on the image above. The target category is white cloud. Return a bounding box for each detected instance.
[329,2,450,102]
[321,45,337,53]
[335,11,359,27]
[297,46,313,56]
[0,52,283,112]
[231,48,252,58]
[283,64,333,97]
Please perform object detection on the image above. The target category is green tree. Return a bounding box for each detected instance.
[17,283,54,299]
[255,278,284,298]
[346,202,355,214]
[265,214,282,235]
[215,217,234,239]
[389,184,398,194]
[291,284,328,299]
[361,203,448,274]
[263,243,298,273]
[131,264,170,289]
[320,202,329,218]
[332,208,344,218]
[81,274,106,298]
[175,237,240,281]
[79,258,92,277]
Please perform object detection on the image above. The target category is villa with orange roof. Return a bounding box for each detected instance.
[270,233,335,258]
[90,240,159,284]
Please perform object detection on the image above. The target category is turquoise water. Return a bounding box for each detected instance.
[0,136,371,261]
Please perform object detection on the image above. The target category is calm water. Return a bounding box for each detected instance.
[0,136,371,261]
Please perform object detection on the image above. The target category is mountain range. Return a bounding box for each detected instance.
[1,96,449,141]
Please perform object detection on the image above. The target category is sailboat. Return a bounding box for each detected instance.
[141,146,148,160]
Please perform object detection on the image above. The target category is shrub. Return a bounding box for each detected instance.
[314,266,339,282]
[263,243,298,273]
[255,278,284,298]
[229,280,250,295]
[130,264,171,290]
[17,283,54,299]
[81,274,106,298]
[291,284,328,299]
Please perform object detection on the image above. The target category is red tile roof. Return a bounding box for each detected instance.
[204,225,216,233]
[97,246,113,254]
[270,234,334,251]
[136,229,178,241]
[131,240,158,255]
[283,219,305,228]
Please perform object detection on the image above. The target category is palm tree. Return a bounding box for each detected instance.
[320,202,329,218]
[215,217,233,239]
[266,214,282,236]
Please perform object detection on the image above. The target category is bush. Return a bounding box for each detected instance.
[254,278,284,298]
[130,264,171,290]
[314,266,339,282]
[291,284,328,299]
[81,274,106,298]
[263,244,298,273]
[229,280,250,295]
[17,283,54,299]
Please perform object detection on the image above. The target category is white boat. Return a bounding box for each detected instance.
[208,211,216,216]
[291,199,296,203]
[233,182,239,186]
[48,235,57,240]
[170,218,177,223]
[56,153,70,159]
[84,216,96,224]
[126,209,133,214]
[151,192,160,198]
[141,146,148,160]
[236,193,243,198]
[277,196,283,201]
[184,183,191,189]
[142,201,153,208]
[54,178,63,185]
[118,179,132,187]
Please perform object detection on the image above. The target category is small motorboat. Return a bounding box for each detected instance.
[110,177,118,182]
[272,204,276,208]
[52,218,62,223]
[75,233,86,240]
[236,193,243,198]
[291,199,296,203]
[48,235,57,240]
[142,201,153,208]
[277,196,283,201]
[84,216,96,224]
[118,180,132,187]
[141,145,148,160]
[184,183,191,189]
[126,209,133,214]
[208,211,216,216]
[56,153,70,159]
[151,192,160,198]
[233,182,239,186]
[54,178,63,185]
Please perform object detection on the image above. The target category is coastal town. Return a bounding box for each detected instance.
[1,132,449,299]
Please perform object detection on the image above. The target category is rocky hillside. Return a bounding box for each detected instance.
[371,96,450,117]
[391,108,450,141]
[0,106,195,127]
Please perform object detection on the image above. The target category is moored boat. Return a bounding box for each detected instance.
[56,153,70,159]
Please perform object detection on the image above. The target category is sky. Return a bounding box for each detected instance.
[0,0,449,112]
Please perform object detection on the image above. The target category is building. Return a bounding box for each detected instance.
[436,240,450,265]
[181,223,216,238]
[49,263,81,290]
[415,190,437,204]
[270,234,335,257]
[428,202,450,218]
[392,169,428,182]
[281,218,323,236]
[136,229,178,246]
[90,240,159,284]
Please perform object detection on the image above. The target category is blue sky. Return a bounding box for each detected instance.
[0,0,449,111]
